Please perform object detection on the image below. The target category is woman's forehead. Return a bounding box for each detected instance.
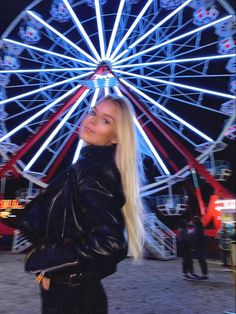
[95,100,119,116]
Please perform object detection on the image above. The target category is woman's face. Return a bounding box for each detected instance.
[80,99,119,146]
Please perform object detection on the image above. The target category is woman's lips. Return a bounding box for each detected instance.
[83,126,94,133]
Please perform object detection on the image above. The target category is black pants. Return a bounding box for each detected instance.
[195,249,208,276]
[182,250,194,274]
[41,280,108,314]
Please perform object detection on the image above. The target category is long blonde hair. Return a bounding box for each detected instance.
[101,95,145,260]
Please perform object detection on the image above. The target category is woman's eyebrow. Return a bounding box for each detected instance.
[102,113,115,121]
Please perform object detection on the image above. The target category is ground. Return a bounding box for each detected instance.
[0,252,235,314]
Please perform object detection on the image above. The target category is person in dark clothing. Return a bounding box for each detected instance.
[216,223,232,267]
[179,219,199,280]
[16,95,146,314]
[192,216,209,281]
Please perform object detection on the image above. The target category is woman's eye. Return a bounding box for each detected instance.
[89,110,95,116]
[102,118,110,124]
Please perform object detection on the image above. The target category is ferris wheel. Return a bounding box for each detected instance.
[0,0,235,204]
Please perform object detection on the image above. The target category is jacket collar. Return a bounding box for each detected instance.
[80,144,116,159]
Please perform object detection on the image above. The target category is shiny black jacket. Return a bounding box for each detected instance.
[22,145,128,280]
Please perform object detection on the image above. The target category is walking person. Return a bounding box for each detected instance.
[192,216,209,281]
[16,95,146,314]
[179,219,199,280]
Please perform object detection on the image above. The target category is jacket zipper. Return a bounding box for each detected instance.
[30,260,79,274]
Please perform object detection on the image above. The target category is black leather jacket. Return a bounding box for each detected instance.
[22,145,128,281]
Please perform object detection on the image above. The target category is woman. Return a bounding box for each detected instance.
[20,95,145,314]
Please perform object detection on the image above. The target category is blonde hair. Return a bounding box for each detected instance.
[100,95,145,260]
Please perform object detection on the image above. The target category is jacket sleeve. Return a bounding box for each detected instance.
[24,163,127,275]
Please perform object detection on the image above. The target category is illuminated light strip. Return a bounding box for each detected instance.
[112,53,236,68]
[104,87,109,96]
[0,72,93,105]
[0,67,96,74]
[3,38,95,67]
[105,0,126,59]
[119,78,214,142]
[24,89,90,171]
[63,0,101,61]
[109,0,153,61]
[114,69,236,100]
[133,118,170,175]
[113,15,232,65]
[0,85,81,143]
[114,86,170,175]
[113,85,123,96]
[112,0,191,63]
[95,0,106,60]
[72,88,100,164]
[27,10,99,64]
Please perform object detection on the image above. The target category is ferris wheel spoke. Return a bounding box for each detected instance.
[72,88,100,164]
[112,53,235,69]
[114,69,236,100]
[45,124,80,174]
[0,67,96,74]
[113,15,233,66]
[111,0,191,63]
[94,0,106,60]
[3,38,95,67]
[0,72,93,106]
[24,88,90,171]
[120,78,213,142]
[105,0,126,60]
[127,76,226,115]
[27,10,99,64]
[133,117,170,175]
[62,0,101,61]
[109,0,154,61]
[0,84,83,143]
[113,86,170,175]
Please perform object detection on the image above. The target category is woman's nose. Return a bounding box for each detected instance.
[89,116,96,125]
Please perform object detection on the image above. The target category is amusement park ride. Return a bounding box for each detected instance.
[0,0,235,254]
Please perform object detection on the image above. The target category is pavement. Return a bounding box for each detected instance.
[0,252,235,314]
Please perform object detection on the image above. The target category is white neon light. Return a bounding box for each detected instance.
[114,86,170,175]
[24,89,89,171]
[115,69,236,100]
[0,72,93,106]
[120,78,214,142]
[105,0,126,59]
[0,85,81,143]
[134,117,170,175]
[104,87,109,96]
[112,53,236,68]
[63,0,101,61]
[95,0,106,60]
[27,10,99,64]
[0,67,96,74]
[72,140,84,164]
[109,0,153,61]
[113,15,232,65]
[3,38,95,67]
[112,0,191,63]
[72,88,100,164]
[113,86,123,96]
